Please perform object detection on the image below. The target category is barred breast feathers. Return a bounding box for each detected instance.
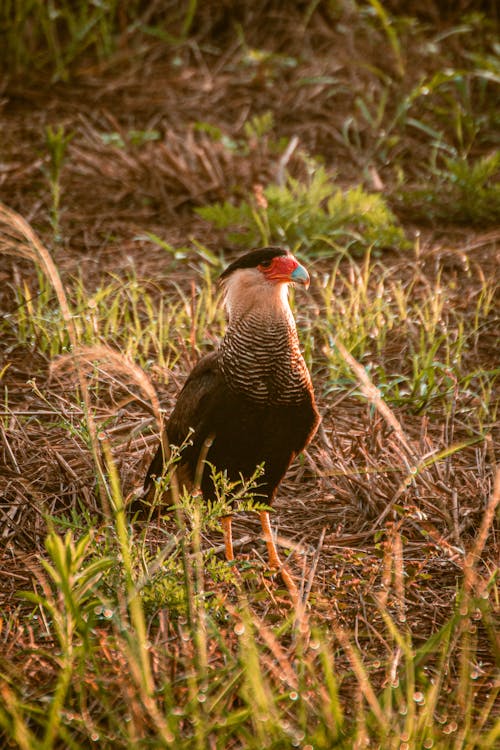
[219,267,312,404]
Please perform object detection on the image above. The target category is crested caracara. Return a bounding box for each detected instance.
[142,246,320,597]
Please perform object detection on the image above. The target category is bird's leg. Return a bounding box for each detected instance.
[221,515,234,561]
[259,510,299,603]
[259,510,281,568]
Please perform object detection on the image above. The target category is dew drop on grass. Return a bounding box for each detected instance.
[291,730,305,747]
[413,691,425,704]
[309,639,320,650]
[424,739,433,748]
[289,691,299,701]
[91,733,100,741]
[197,693,206,703]
[234,622,245,636]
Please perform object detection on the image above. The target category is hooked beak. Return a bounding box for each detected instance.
[290,262,310,289]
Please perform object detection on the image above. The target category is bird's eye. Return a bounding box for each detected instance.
[259,260,272,268]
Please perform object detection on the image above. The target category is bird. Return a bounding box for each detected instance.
[141,246,320,597]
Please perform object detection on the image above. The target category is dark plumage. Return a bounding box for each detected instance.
[141,247,320,594]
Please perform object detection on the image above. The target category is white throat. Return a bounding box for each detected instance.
[222,267,293,326]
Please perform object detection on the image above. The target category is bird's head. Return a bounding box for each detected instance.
[220,246,309,288]
[220,247,310,320]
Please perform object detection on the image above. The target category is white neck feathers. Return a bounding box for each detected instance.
[222,267,293,326]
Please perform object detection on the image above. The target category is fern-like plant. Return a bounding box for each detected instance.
[196,165,408,257]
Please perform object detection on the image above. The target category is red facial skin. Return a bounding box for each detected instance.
[258,255,310,288]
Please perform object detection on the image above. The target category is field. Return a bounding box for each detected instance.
[0,2,499,748]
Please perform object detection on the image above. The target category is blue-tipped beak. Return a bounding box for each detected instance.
[291,263,310,288]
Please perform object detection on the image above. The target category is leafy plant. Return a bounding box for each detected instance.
[14,530,112,747]
[197,164,408,256]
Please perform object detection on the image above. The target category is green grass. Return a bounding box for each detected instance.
[6,235,497,434]
[8,263,224,372]
[1,481,498,749]
[0,1,199,80]
[312,253,498,421]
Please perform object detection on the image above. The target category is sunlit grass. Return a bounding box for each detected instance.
[310,251,498,425]
[8,240,497,434]
[9,265,225,376]
[1,469,498,749]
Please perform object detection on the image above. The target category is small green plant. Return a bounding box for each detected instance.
[197,163,408,256]
[397,151,500,225]
[243,111,275,142]
[194,111,289,158]
[16,530,112,748]
[1,1,129,78]
[98,129,162,149]
[20,529,112,646]
[44,124,74,242]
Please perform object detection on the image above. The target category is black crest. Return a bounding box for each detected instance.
[220,247,289,281]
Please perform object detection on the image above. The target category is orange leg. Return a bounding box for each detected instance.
[221,515,234,561]
[259,510,299,603]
